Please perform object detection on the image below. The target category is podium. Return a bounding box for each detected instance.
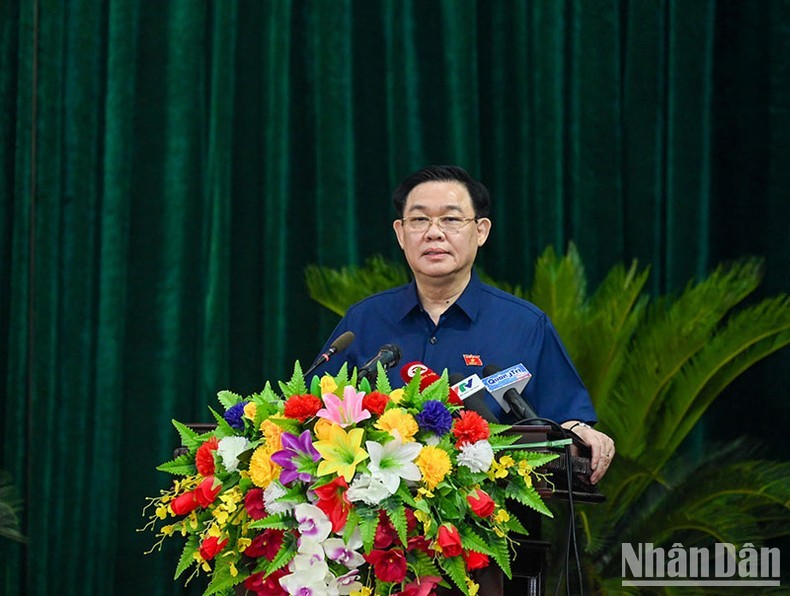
[178,424,603,596]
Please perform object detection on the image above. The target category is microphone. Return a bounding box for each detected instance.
[304,331,355,377]
[358,344,402,381]
[449,373,498,423]
[482,364,538,421]
[401,362,462,405]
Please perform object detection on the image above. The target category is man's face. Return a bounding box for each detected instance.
[393,180,491,282]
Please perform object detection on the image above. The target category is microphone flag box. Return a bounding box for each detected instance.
[451,374,485,400]
[482,364,533,413]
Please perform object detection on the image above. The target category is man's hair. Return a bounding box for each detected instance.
[392,165,491,218]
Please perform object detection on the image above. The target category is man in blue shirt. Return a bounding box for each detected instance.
[315,165,615,482]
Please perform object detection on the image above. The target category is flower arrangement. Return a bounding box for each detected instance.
[142,363,561,596]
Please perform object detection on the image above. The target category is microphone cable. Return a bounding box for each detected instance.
[510,416,584,596]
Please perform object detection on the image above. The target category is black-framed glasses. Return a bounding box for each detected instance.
[400,215,479,233]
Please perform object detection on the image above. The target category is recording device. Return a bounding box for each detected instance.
[482,363,538,421]
[358,343,402,381]
[304,331,355,377]
[400,361,462,405]
[449,373,498,422]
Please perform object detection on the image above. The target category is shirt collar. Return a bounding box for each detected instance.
[395,270,483,322]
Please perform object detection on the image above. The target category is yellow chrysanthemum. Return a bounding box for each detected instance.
[313,418,335,441]
[375,408,418,442]
[249,444,281,488]
[259,419,284,452]
[415,445,452,489]
[320,375,338,395]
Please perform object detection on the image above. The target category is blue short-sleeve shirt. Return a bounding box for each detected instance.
[314,271,597,424]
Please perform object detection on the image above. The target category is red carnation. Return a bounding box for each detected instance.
[194,476,222,507]
[436,523,463,557]
[195,437,219,476]
[362,391,389,416]
[463,549,490,570]
[245,529,284,561]
[365,548,408,583]
[283,394,322,421]
[451,410,490,447]
[199,535,228,561]
[466,488,495,518]
[244,487,266,520]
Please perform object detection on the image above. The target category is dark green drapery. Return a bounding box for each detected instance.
[2,1,788,594]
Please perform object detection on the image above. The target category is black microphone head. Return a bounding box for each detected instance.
[379,344,402,369]
[483,364,500,377]
[330,331,355,353]
[448,373,465,385]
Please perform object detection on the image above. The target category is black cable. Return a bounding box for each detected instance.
[515,418,585,596]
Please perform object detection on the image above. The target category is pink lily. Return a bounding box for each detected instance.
[316,385,371,428]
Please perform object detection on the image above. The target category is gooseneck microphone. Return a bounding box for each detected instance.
[482,364,539,422]
[358,344,402,381]
[304,331,355,377]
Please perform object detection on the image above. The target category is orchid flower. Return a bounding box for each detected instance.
[324,530,365,569]
[316,385,371,427]
[271,430,321,485]
[294,503,332,545]
[366,431,422,493]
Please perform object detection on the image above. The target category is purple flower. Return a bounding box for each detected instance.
[270,430,321,485]
[224,401,248,430]
[416,400,452,436]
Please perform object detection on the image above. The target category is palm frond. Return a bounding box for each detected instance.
[304,255,410,317]
[0,472,26,543]
[606,258,764,456]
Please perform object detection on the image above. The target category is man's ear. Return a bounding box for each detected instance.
[476,218,492,247]
[393,219,406,250]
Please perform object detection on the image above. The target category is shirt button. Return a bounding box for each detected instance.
[429,336,437,344]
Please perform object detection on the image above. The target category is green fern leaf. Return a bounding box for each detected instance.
[216,390,243,410]
[439,555,469,595]
[278,361,308,397]
[171,420,203,451]
[505,482,552,517]
[156,453,196,476]
[386,503,408,547]
[174,535,198,579]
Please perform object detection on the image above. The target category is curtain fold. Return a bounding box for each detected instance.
[2,1,789,594]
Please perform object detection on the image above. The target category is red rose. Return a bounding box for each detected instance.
[365,548,408,583]
[362,391,389,415]
[245,529,284,561]
[436,524,463,557]
[245,569,287,596]
[451,410,490,447]
[199,535,228,560]
[466,488,495,518]
[195,436,219,476]
[170,491,198,516]
[283,394,322,421]
[194,476,222,507]
[244,487,266,520]
[463,549,490,570]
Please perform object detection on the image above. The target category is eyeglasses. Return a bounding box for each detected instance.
[400,215,479,234]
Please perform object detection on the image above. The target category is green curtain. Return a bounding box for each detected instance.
[1,1,788,594]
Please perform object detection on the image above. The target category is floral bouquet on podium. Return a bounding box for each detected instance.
[142,363,559,596]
